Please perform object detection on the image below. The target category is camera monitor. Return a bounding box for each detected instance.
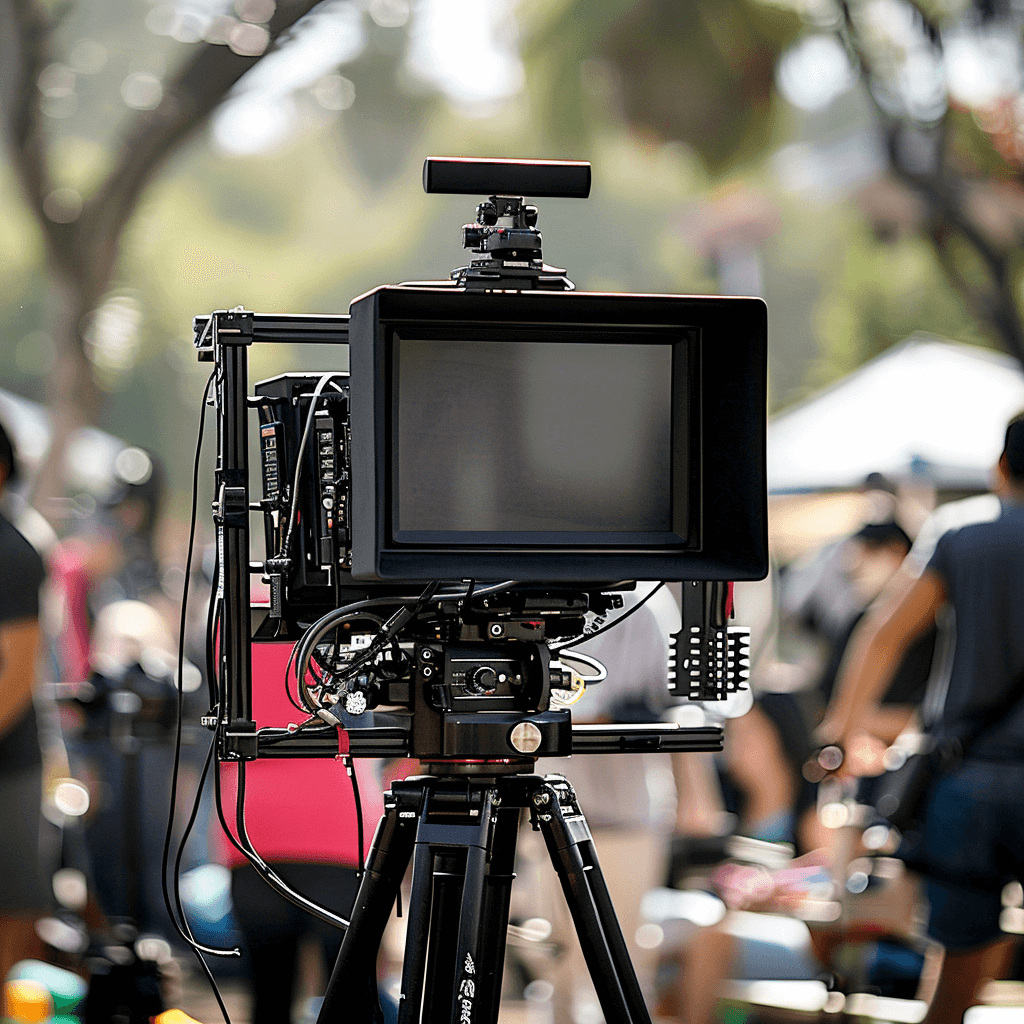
[348,285,767,582]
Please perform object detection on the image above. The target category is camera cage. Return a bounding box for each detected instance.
[196,158,766,766]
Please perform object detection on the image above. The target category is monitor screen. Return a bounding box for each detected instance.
[392,336,680,543]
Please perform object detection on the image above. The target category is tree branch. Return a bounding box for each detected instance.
[890,159,1024,369]
[0,0,63,253]
[84,0,326,294]
[839,5,1024,372]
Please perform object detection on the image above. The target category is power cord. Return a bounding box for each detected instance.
[161,370,237,1024]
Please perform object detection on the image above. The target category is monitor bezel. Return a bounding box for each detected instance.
[348,286,768,582]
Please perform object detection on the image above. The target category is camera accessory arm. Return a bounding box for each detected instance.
[670,581,751,701]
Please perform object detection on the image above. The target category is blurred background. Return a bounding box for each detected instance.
[6,2,1024,1020]
[3,0,1024,530]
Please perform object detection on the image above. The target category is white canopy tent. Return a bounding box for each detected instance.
[0,387,124,496]
[768,336,1024,494]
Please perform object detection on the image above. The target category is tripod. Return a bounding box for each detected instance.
[315,766,653,1024]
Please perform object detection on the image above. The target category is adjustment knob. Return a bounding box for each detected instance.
[467,666,498,695]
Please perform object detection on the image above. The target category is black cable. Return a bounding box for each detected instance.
[296,580,517,667]
[338,580,441,680]
[213,760,349,930]
[232,761,350,929]
[460,578,476,621]
[171,735,235,1024]
[548,582,666,653]
[278,374,345,560]
[344,756,366,879]
[303,612,386,712]
[284,635,308,714]
[173,739,214,923]
[161,370,242,988]
[204,545,220,710]
[293,580,519,692]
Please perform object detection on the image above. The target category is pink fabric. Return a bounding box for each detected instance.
[219,642,384,868]
[49,545,92,684]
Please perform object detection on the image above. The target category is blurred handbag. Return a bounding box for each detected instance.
[874,662,1024,832]
[873,732,949,832]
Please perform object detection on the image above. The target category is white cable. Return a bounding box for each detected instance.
[554,648,607,681]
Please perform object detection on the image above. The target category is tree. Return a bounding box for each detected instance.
[834,0,1024,370]
[522,0,1024,377]
[523,0,801,174]
[0,0,325,508]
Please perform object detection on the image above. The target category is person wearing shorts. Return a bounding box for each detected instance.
[0,420,48,981]
[821,411,1024,1024]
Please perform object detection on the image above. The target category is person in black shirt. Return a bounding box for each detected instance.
[0,420,48,980]
[821,411,1024,1024]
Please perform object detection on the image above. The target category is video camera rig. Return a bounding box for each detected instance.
[195,157,767,768]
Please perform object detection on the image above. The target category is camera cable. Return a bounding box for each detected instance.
[292,580,520,695]
[161,370,239,1024]
[214,759,350,930]
[299,611,385,713]
[342,754,366,879]
[278,373,345,561]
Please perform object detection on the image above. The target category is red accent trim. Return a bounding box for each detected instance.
[336,728,350,757]
[725,582,734,619]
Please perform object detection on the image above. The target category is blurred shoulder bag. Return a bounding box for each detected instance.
[872,731,952,832]
[874,662,1024,832]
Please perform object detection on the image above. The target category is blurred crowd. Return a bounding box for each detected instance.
[1,410,1024,1024]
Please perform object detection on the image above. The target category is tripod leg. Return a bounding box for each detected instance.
[446,788,519,1024]
[464,795,519,1023]
[317,791,417,1024]
[396,840,435,1024]
[533,777,653,1024]
[419,846,465,1019]
[413,784,520,1024]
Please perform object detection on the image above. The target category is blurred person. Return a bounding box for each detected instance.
[218,642,386,1024]
[721,700,803,845]
[0,420,48,980]
[779,473,899,660]
[49,448,199,938]
[513,582,678,1023]
[50,446,169,685]
[818,522,934,728]
[820,411,1024,1024]
[774,520,935,852]
[699,572,815,852]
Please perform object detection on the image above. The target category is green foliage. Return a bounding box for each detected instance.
[522,0,801,174]
[5,0,1018,512]
[335,26,442,183]
[519,0,638,147]
[809,218,988,389]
